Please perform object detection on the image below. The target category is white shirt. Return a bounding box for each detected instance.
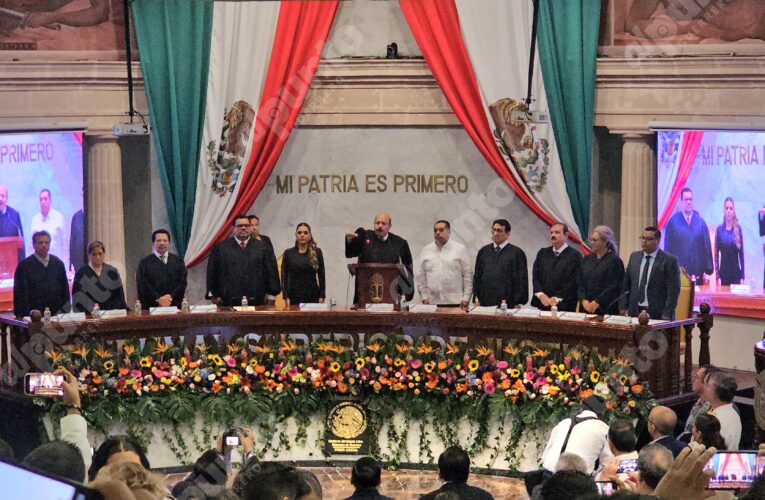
[60,413,91,482]
[541,410,613,473]
[415,239,473,304]
[710,403,741,450]
[30,209,66,263]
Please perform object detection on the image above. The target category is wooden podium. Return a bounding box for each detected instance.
[348,263,407,308]
[0,236,23,279]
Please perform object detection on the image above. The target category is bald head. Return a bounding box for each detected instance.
[648,406,677,438]
[373,213,392,238]
[0,185,7,210]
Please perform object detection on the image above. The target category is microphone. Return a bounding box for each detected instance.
[607,290,629,311]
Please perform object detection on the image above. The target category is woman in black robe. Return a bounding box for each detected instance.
[72,240,127,313]
[578,225,625,315]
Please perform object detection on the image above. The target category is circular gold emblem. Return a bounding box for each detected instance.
[328,402,367,439]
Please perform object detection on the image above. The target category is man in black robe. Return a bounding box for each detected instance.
[473,219,528,307]
[0,184,24,266]
[345,212,414,302]
[531,223,582,312]
[68,208,85,273]
[206,215,281,306]
[13,230,70,318]
[248,214,279,304]
[136,229,188,308]
[664,188,712,285]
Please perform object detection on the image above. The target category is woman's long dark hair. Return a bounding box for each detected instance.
[694,413,727,450]
[88,435,151,481]
[295,222,319,271]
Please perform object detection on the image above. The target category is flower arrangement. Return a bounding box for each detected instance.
[44,336,655,466]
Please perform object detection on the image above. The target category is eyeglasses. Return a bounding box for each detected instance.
[491,228,506,234]
[639,236,657,241]
[235,224,251,228]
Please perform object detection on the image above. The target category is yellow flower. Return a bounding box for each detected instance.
[590,371,601,384]
[509,368,520,378]
[475,346,493,357]
[394,359,406,367]
[45,351,64,364]
[619,375,629,386]
[503,345,521,356]
[423,361,436,373]
[569,349,581,360]
[446,343,460,355]
[123,344,136,356]
[614,356,632,366]
[467,360,479,372]
[550,364,559,375]
[194,343,207,353]
[93,346,112,359]
[365,342,382,353]
[330,362,341,373]
[139,357,151,368]
[255,345,272,354]
[180,358,188,369]
[395,343,411,354]
[280,340,298,352]
[355,358,365,369]
[209,354,223,366]
[416,344,435,355]
[103,360,115,372]
[72,345,90,358]
[557,372,571,382]
[532,348,550,358]
[227,343,242,355]
[153,341,171,357]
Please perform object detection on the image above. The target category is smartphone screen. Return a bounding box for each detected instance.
[24,373,64,397]
[0,460,103,500]
[225,436,240,447]
[596,481,615,496]
[616,458,638,474]
[705,451,759,490]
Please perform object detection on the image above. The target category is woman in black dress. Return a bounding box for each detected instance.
[715,197,745,286]
[578,225,625,315]
[72,241,127,313]
[281,223,326,306]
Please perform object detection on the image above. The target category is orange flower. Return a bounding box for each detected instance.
[606,401,616,410]
[365,342,382,353]
[254,345,272,354]
[482,372,494,384]
[437,360,447,370]
[500,379,511,390]
[337,381,348,394]
[188,361,198,369]
[118,367,129,376]
[628,400,636,408]
[455,383,467,393]
[426,379,438,390]
[446,343,460,355]
[475,345,493,357]
[416,344,435,354]
[373,382,382,391]
[211,381,223,394]
[442,388,450,395]
[255,365,266,374]
[547,386,560,396]
[579,389,594,399]
[503,345,521,356]
[513,379,526,392]
[91,376,103,385]
[122,344,136,356]
[152,341,171,357]
[395,343,411,354]
[631,384,643,394]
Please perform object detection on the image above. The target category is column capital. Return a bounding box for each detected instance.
[620,133,654,143]
[86,133,120,144]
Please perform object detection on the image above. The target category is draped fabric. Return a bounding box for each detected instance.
[537,0,601,237]
[132,0,213,258]
[187,1,339,268]
[398,0,557,230]
[454,0,582,240]
[184,1,281,263]
[657,131,705,229]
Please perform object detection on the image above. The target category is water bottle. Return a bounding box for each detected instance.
[550,305,558,319]
[499,300,507,315]
[181,297,190,313]
[241,296,249,307]
[43,307,51,322]
[92,303,101,318]
[329,297,337,310]
[400,295,408,312]
[134,300,142,315]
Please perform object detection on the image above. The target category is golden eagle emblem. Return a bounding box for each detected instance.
[207,100,256,196]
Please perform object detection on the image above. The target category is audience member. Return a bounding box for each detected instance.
[626,444,674,495]
[89,435,151,481]
[691,413,727,451]
[538,470,597,500]
[420,446,493,500]
[540,395,612,475]
[297,469,323,500]
[58,367,92,474]
[171,449,227,499]
[680,365,718,442]
[22,439,85,483]
[96,461,171,499]
[706,371,741,450]
[596,419,638,482]
[234,461,312,500]
[343,456,392,500]
[652,445,715,500]
[645,406,686,457]
[554,452,587,473]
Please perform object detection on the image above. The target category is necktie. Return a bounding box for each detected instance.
[240,241,246,249]
[160,255,166,264]
[554,251,560,258]
[638,255,652,304]
[494,246,501,254]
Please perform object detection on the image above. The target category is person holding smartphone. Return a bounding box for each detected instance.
[596,420,639,483]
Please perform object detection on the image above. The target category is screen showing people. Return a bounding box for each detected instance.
[657,130,765,290]
[0,130,85,282]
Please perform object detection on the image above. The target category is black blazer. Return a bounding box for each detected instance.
[654,435,688,458]
[621,249,680,320]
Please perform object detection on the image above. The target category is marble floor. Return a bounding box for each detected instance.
[165,467,529,499]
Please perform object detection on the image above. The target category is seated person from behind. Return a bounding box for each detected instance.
[343,457,393,500]
[645,406,686,458]
[72,241,127,313]
[420,446,494,499]
[596,419,639,482]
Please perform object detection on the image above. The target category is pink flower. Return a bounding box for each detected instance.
[224,356,237,368]
[130,370,142,377]
[411,359,422,369]
[484,381,496,395]
[496,361,508,370]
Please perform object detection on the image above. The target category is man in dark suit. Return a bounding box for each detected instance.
[0,184,24,265]
[620,226,680,320]
[664,188,712,285]
[136,229,188,308]
[420,446,493,500]
[207,215,280,306]
[345,212,414,301]
[645,406,686,458]
[531,222,582,312]
[473,219,528,307]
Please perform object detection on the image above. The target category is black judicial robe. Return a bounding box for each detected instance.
[206,237,281,306]
[13,254,70,317]
[577,251,625,315]
[0,205,24,263]
[69,209,85,272]
[530,246,582,312]
[345,228,414,301]
[72,264,127,313]
[473,243,528,307]
[136,253,188,308]
[664,210,713,282]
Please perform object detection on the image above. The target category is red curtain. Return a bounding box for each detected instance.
[399,0,588,249]
[188,0,339,267]
[658,131,704,229]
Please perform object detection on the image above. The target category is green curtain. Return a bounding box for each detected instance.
[537,0,601,237]
[131,0,213,257]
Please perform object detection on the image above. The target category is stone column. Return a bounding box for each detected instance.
[87,135,127,287]
[619,133,655,263]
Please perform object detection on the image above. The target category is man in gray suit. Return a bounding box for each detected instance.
[620,226,680,320]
